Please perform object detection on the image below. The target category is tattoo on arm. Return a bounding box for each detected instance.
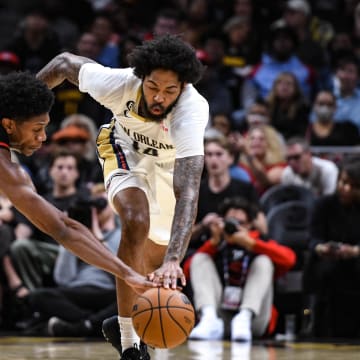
[165,155,204,263]
[37,52,96,89]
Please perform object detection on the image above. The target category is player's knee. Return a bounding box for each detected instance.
[121,208,150,237]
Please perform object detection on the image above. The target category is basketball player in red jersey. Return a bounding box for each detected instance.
[0,72,154,296]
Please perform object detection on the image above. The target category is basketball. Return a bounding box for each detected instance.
[131,287,195,349]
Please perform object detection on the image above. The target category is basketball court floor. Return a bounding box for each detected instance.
[1,337,360,360]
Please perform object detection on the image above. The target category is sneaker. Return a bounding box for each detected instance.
[47,317,93,337]
[102,315,150,360]
[188,316,224,340]
[102,315,122,355]
[121,344,150,360]
[231,312,252,342]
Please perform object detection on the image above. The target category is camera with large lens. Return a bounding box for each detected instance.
[223,217,240,235]
[68,196,108,228]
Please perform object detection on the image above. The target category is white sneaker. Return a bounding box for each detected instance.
[189,316,224,340]
[231,312,252,342]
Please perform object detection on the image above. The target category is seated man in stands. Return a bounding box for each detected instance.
[281,137,339,196]
[15,184,120,336]
[303,156,360,338]
[185,196,296,342]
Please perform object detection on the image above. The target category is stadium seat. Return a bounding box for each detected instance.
[260,184,315,214]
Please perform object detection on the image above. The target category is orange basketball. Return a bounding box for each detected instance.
[131,287,195,349]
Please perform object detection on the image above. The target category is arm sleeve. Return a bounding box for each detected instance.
[78,63,133,110]
[171,86,209,158]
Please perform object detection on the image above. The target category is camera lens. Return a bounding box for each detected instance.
[224,218,240,235]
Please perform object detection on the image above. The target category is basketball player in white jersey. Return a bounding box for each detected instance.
[37,35,209,359]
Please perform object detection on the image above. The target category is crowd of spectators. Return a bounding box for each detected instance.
[0,0,360,341]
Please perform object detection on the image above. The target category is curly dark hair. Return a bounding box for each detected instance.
[218,196,259,222]
[0,71,54,121]
[128,34,204,84]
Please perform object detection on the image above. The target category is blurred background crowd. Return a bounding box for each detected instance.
[0,0,360,341]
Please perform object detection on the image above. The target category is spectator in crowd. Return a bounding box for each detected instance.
[266,71,310,140]
[273,0,331,71]
[303,156,360,337]
[185,0,217,38]
[209,112,238,139]
[306,90,360,146]
[247,23,315,101]
[222,15,262,68]
[281,137,339,196]
[118,35,142,68]
[348,2,360,61]
[75,32,101,60]
[16,184,120,337]
[195,47,234,117]
[33,117,103,195]
[9,150,91,293]
[235,97,271,134]
[52,118,103,181]
[49,32,112,127]
[42,0,80,51]
[206,130,251,183]
[185,196,296,341]
[199,32,245,115]
[238,125,286,196]
[4,11,61,73]
[330,51,360,131]
[189,135,266,256]
[89,12,120,68]
[144,7,182,40]
[230,0,271,36]
[327,31,354,66]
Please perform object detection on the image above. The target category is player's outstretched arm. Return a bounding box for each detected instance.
[37,52,96,89]
[0,155,154,294]
[149,155,204,288]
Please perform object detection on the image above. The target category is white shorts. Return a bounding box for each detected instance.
[96,120,175,246]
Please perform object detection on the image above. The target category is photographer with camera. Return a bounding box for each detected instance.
[185,196,296,342]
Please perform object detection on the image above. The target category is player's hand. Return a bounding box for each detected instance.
[124,269,157,295]
[148,260,186,290]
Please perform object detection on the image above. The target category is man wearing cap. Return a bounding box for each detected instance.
[34,124,103,195]
[247,23,314,101]
[273,0,333,70]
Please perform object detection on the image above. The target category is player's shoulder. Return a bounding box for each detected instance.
[0,150,20,185]
[174,84,209,118]
[80,63,136,81]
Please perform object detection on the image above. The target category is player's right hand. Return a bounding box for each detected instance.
[124,270,157,295]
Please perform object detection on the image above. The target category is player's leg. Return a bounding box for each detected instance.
[112,187,151,357]
[113,187,150,315]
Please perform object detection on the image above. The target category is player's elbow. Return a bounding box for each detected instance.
[50,219,72,247]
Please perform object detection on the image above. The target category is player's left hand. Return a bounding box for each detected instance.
[148,260,186,289]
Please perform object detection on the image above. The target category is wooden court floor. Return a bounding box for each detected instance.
[1,337,360,360]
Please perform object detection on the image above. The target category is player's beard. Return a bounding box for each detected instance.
[140,87,180,122]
